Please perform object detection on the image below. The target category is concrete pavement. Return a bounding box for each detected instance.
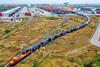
[91,23,100,47]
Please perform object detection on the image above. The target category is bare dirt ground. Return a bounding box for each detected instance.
[0,15,100,67]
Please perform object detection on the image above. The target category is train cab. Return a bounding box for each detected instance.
[8,48,32,66]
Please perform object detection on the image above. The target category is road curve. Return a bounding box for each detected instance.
[91,23,100,47]
[5,11,90,67]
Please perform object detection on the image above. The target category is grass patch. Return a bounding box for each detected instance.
[32,61,39,67]
[20,61,25,64]
[4,29,11,34]
[0,64,4,67]
[92,56,100,67]
[47,16,58,20]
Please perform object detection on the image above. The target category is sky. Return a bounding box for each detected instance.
[0,0,100,4]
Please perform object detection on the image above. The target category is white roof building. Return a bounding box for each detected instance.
[30,8,57,17]
[19,7,31,17]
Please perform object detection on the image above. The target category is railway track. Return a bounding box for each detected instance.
[5,11,90,67]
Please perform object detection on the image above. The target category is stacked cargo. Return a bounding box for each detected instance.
[0,12,2,16]
[96,9,100,14]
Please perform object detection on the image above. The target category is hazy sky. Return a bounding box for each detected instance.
[0,0,99,4]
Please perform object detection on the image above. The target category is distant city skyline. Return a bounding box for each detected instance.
[0,0,100,4]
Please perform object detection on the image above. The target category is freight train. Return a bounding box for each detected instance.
[5,11,90,67]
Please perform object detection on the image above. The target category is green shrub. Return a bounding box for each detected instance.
[4,29,11,34]
[0,64,4,67]
[32,61,39,67]
[92,57,100,67]
[33,63,39,67]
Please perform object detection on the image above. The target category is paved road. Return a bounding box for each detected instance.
[91,23,100,47]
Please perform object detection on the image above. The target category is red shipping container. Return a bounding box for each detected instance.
[0,12,2,16]
[96,12,100,14]
[24,12,31,16]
